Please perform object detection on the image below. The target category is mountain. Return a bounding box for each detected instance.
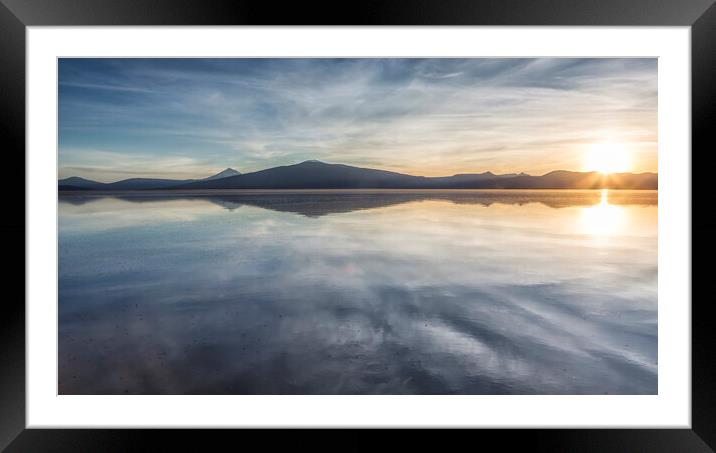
[57,176,195,190]
[475,170,658,189]
[109,178,197,190]
[170,161,657,190]
[426,171,520,187]
[58,176,108,190]
[59,161,658,191]
[171,160,429,190]
[59,167,243,190]
[203,168,242,181]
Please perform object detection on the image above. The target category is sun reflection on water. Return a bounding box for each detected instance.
[58,191,657,395]
[580,189,625,236]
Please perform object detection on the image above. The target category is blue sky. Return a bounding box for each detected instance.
[58,58,657,182]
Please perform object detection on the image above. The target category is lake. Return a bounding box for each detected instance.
[58,189,657,394]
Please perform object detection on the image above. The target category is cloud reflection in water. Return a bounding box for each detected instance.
[58,190,657,394]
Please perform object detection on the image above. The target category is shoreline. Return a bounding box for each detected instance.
[58,188,659,196]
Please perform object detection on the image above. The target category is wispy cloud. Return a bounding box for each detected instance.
[58,58,657,181]
[59,149,220,182]
[59,81,155,93]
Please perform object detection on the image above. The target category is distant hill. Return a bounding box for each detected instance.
[438,170,658,190]
[59,161,658,191]
[202,168,241,181]
[58,168,242,191]
[172,160,428,190]
[171,161,657,190]
[58,176,107,190]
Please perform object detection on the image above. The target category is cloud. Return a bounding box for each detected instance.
[59,149,220,182]
[58,58,657,180]
[59,81,155,93]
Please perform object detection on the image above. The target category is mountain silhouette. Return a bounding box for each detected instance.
[170,161,657,190]
[58,176,107,190]
[202,168,241,180]
[58,168,243,190]
[59,161,658,191]
[172,160,429,190]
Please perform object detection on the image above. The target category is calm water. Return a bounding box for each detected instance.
[58,190,658,394]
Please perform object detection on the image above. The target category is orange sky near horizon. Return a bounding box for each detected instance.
[59,58,657,182]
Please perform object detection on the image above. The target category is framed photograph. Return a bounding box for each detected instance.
[3,0,713,449]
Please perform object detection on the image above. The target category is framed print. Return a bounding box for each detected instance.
[2,0,714,450]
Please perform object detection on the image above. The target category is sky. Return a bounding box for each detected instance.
[58,58,657,182]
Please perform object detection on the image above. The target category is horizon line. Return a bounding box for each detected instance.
[59,160,659,184]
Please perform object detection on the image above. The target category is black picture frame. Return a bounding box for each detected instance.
[2,0,713,450]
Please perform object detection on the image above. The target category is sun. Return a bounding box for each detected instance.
[583,143,631,174]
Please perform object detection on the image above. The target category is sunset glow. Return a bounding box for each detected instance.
[58,58,657,181]
[583,143,632,175]
[580,189,626,236]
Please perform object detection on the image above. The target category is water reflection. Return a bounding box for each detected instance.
[580,189,626,236]
[58,190,657,394]
[60,189,657,217]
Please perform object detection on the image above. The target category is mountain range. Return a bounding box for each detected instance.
[59,161,657,191]
[58,168,241,191]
